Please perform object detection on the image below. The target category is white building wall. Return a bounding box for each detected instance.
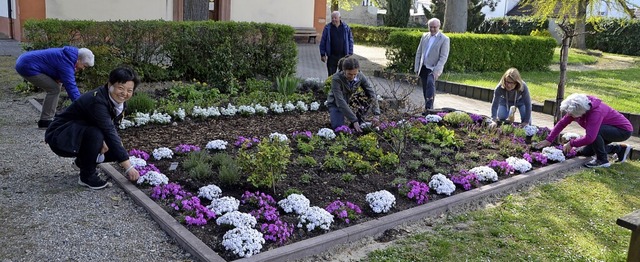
[230,0,314,27]
[0,0,16,17]
[482,0,640,19]
[45,0,173,21]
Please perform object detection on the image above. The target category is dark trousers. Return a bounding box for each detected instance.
[326,54,343,77]
[577,125,632,162]
[419,65,435,110]
[49,126,116,177]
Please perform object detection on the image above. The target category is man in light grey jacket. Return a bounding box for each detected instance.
[414,18,450,113]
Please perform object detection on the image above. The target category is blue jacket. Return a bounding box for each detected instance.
[45,85,129,163]
[15,46,82,101]
[319,22,354,57]
[490,81,532,124]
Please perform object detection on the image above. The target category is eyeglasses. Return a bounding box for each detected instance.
[504,79,516,85]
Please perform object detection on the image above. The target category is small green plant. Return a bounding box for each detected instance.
[454,153,465,161]
[443,111,473,127]
[295,156,318,167]
[275,74,300,96]
[14,81,38,94]
[429,147,442,157]
[423,158,437,169]
[394,166,407,176]
[245,78,273,93]
[240,139,292,193]
[439,155,452,165]
[296,141,315,155]
[441,147,455,155]
[284,188,303,197]
[468,151,481,160]
[407,160,422,171]
[434,167,449,175]
[411,149,423,158]
[420,144,435,151]
[345,151,375,175]
[322,155,347,171]
[183,151,213,170]
[189,162,214,181]
[500,124,516,135]
[341,173,356,182]
[417,171,432,182]
[331,187,345,196]
[328,144,346,155]
[485,153,499,162]
[218,162,241,185]
[211,152,233,167]
[126,92,156,114]
[300,173,313,184]
[379,152,400,167]
[390,177,408,187]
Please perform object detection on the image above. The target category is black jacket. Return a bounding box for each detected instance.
[45,85,129,162]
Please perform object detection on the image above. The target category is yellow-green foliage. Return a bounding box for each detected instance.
[443,111,473,127]
[239,139,291,190]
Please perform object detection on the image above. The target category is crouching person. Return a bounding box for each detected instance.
[45,67,141,189]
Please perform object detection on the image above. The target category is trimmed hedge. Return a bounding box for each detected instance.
[23,19,297,90]
[386,31,556,73]
[586,18,640,56]
[350,24,426,46]
[474,16,548,35]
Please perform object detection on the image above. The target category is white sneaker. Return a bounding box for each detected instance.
[507,106,516,123]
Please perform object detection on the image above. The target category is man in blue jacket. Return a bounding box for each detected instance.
[15,46,95,129]
[320,11,354,77]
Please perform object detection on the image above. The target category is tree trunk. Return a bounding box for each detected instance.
[555,21,574,124]
[572,0,588,50]
[443,0,468,32]
[183,0,209,21]
[331,0,339,11]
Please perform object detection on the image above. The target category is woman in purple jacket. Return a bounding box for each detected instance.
[534,93,633,168]
[15,46,94,129]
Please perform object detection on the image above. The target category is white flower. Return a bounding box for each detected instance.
[542,146,566,162]
[220,103,237,116]
[297,206,333,231]
[424,114,442,123]
[152,147,173,160]
[150,110,172,124]
[206,139,228,150]
[129,156,147,168]
[270,102,284,114]
[133,112,151,126]
[317,128,336,140]
[221,227,265,258]
[278,194,310,214]
[216,211,257,228]
[506,157,532,173]
[365,190,395,214]
[523,125,539,137]
[198,184,222,200]
[284,101,296,112]
[137,171,169,186]
[192,106,221,118]
[269,132,289,143]
[309,101,320,111]
[238,105,256,115]
[469,166,499,182]
[208,196,240,215]
[295,101,308,112]
[428,173,456,196]
[119,119,135,129]
[172,108,186,121]
[561,132,581,142]
[254,104,268,115]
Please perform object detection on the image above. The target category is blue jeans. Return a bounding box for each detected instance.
[328,105,346,129]
[496,103,529,124]
[419,65,435,110]
[577,125,632,162]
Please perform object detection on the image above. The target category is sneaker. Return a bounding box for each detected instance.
[507,106,516,122]
[616,144,632,163]
[78,174,111,190]
[37,120,52,129]
[584,159,611,168]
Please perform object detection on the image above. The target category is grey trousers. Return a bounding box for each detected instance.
[23,74,62,121]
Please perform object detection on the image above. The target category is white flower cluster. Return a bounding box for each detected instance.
[216,211,257,228]
[297,206,334,231]
[206,139,228,150]
[150,111,172,124]
[238,105,256,115]
[172,108,186,121]
[137,171,169,186]
[208,196,240,215]
[561,132,581,142]
[542,146,566,162]
[198,184,222,200]
[506,157,532,173]
[254,104,268,115]
[119,119,135,129]
[428,173,456,196]
[270,102,284,114]
[523,125,539,137]
[152,147,173,160]
[365,190,396,214]
[469,166,498,182]
[192,106,221,118]
[133,112,151,126]
[284,101,296,112]
[220,103,238,116]
[221,227,265,258]
[309,101,320,111]
[129,156,147,168]
[295,101,308,112]
[278,194,310,214]
[424,114,442,123]
[317,128,336,140]
[269,132,289,143]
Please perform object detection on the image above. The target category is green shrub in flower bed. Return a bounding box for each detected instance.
[120,110,573,260]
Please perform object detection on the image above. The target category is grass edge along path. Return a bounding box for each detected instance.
[365,161,640,262]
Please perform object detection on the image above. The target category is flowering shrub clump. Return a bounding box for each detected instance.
[278,194,310,214]
[220,103,238,116]
[524,125,539,137]
[241,191,277,207]
[119,119,135,129]
[150,183,216,226]
[284,102,296,112]
[254,104,268,115]
[234,136,261,149]
[221,227,265,258]
[450,170,479,191]
[207,196,240,215]
[542,146,566,162]
[561,132,580,142]
[488,160,515,176]
[325,200,362,224]
[377,121,397,131]
[295,101,308,112]
[397,180,430,204]
[206,139,228,150]
[151,182,184,200]
[366,190,396,213]
[172,108,186,121]
[298,206,334,231]
[335,125,353,134]
[317,128,336,140]
[129,149,150,160]
[309,101,321,111]
[260,220,294,245]
[269,132,289,143]
[137,163,160,176]
[238,105,256,116]
[137,171,169,186]
[424,114,442,123]
[428,174,456,196]
[152,147,173,160]
[216,211,257,228]
[523,152,548,165]
[270,102,284,114]
[469,166,498,182]
[174,144,201,154]
[469,113,484,123]
[505,157,532,173]
[555,144,577,158]
[291,130,313,141]
[197,184,222,200]
[129,156,147,168]
[133,112,151,126]
[150,111,172,124]
[241,191,293,245]
[192,106,221,118]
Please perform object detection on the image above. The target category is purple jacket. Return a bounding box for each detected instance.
[546,96,633,147]
[15,46,81,101]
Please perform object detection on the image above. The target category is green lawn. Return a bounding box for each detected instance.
[365,161,640,261]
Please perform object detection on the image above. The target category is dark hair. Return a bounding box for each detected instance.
[108,67,140,89]
[340,57,359,71]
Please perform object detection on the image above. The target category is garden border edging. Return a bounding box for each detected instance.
[99,158,589,262]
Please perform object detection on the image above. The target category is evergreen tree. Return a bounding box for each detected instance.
[422,0,491,32]
[385,0,412,28]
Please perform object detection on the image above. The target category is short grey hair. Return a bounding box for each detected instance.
[78,48,95,67]
[427,18,441,27]
[560,93,591,116]
[331,11,341,18]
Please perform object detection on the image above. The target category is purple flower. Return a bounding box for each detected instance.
[138,164,160,176]
[523,152,548,165]
[291,130,313,141]
[450,170,479,191]
[250,205,280,222]
[437,112,448,118]
[233,136,261,149]
[335,125,353,134]
[397,180,430,204]
[488,160,515,176]
[554,145,577,158]
[150,182,216,226]
[174,144,201,154]
[378,121,399,130]
[241,191,276,207]
[511,134,526,145]
[129,149,149,161]
[325,200,362,223]
[469,114,484,123]
[537,127,551,137]
[260,220,294,245]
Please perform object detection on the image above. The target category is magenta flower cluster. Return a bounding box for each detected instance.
[510,134,526,145]
[335,125,353,134]
[241,191,293,245]
[129,148,149,160]
[291,130,313,141]
[450,170,479,191]
[469,113,484,123]
[437,112,448,118]
[555,144,577,158]
[151,183,216,226]
[324,200,362,224]
[137,163,160,176]
[397,180,430,204]
[174,144,201,154]
[523,152,548,165]
[233,136,261,149]
[488,160,515,176]
[378,121,398,130]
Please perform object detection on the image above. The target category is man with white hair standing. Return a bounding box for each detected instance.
[16,46,95,129]
[320,11,354,77]
[414,18,450,114]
